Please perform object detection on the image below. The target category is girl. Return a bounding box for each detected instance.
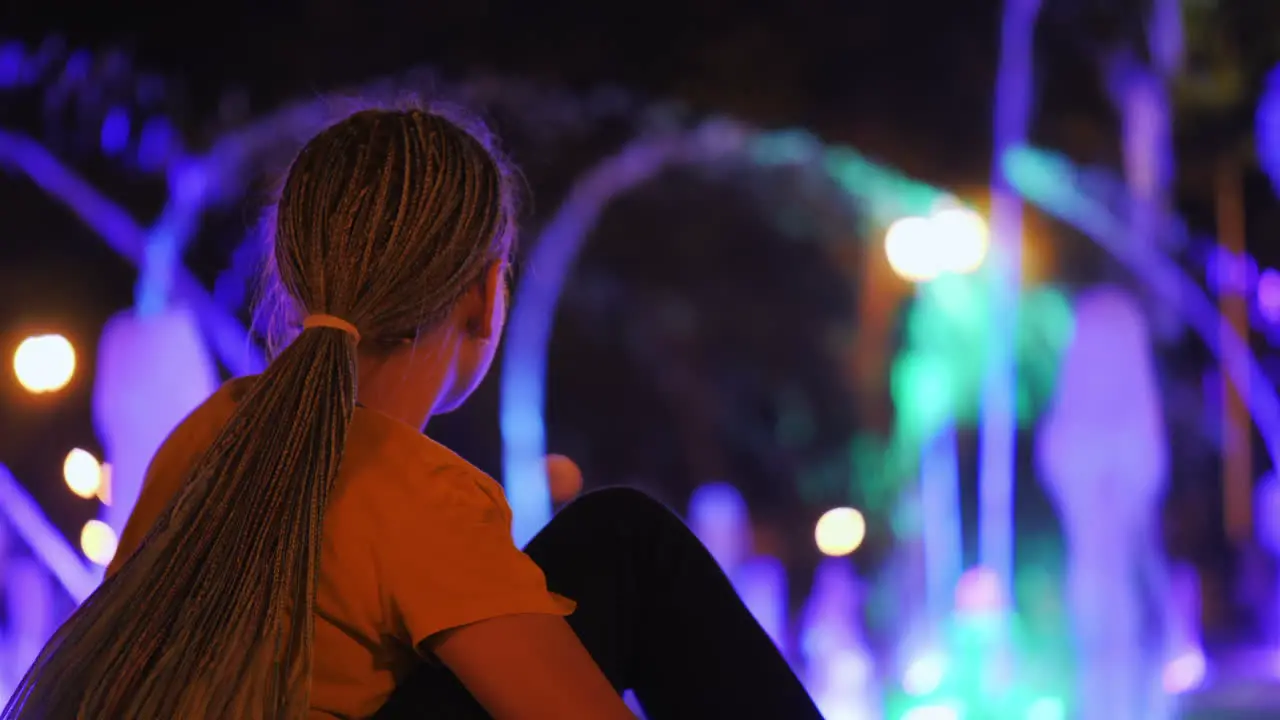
[4,106,822,719]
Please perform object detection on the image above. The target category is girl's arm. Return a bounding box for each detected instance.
[429,613,636,720]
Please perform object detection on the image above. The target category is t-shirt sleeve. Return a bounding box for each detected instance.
[375,467,575,648]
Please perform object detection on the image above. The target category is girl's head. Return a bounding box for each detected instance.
[260,105,520,420]
[7,105,520,719]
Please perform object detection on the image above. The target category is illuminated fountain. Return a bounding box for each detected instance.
[94,306,219,538]
[1253,474,1280,645]
[687,483,790,657]
[800,558,879,719]
[1037,287,1172,720]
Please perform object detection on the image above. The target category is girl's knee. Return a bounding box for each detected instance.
[560,487,680,534]
[573,486,666,515]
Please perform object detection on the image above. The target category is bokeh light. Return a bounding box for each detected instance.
[98,463,114,506]
[1025,697,1067,720]
[1162,649,1206,694]
[954,566,1006,614]
[63,448,103,500]
[1259,267,1280,323]
[545,453,583,503]
[902,653,947,696]
[814,506,867,557]
[885,207,990,283]
[79,519,118,567]
[929,206,989,275]
[13,333,76,394]
[901,705,960,720]
[885,216,941,282]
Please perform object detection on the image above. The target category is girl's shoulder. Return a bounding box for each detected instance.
[339,406,514,524]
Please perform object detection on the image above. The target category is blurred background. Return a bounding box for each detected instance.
[3,0,1280,717]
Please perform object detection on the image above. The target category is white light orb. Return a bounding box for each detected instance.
[814,506,867,557]
[63,448,103,499]
[902,653,948,696]
[929,206,989,275]
[885,216,942,282]
[13,334,76,394]
[902,705,959,720]
[80,519,118,567]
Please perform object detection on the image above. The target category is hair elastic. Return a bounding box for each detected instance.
[302,314,361,343]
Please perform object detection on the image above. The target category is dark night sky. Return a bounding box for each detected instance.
[5,0,1011,174]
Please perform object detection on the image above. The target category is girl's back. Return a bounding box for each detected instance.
[111,377,572,718]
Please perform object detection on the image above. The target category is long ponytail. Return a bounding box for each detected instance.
[5,326,356,718]
[3,105,518,719]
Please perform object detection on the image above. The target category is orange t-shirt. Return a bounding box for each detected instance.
[107,377,575,719]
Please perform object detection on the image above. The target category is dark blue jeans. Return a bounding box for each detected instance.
[374,488,822,719]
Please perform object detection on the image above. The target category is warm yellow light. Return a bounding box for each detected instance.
[14,334,76,394]
[80,520,118,567]
[814,506,867,557]
[63,448,103,500]
[97,463,114,506]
